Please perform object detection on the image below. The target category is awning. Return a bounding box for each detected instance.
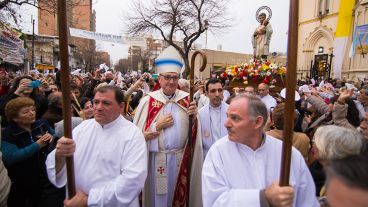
[35,63,55,70]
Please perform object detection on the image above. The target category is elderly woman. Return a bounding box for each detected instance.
[312,125,363,200]
[1,97,64,207]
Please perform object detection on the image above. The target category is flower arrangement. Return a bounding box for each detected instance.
[219,58,287,86]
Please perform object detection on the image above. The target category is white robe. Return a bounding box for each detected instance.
[198,102,228,157]
[46,116,147,207]
[202,135,319,207]
[189,102,228,207]
[134,89,203,207]
[260,94,277,113]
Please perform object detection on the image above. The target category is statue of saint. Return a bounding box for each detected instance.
[252,12,273,59]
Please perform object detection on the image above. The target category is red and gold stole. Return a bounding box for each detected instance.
[172,97,197,207]
[144,97,164,131]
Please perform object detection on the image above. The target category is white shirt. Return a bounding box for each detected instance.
[260,94,277,112]
[198,102,228,157]
[202,135,319,207]
[46,116,147,207]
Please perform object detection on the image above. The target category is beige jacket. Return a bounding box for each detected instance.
[267,129,310,162]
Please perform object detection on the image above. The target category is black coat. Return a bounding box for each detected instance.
[2,120,64,207]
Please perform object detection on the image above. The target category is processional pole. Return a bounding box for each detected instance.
[57,0,76,197]
[280,0,299,186]
[187,51,207,206]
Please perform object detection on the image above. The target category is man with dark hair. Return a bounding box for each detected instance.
[325,155,368,207]
[202,94,318,207]
[46,86,147,207]
[198,78,228,157]
[191,78,228,206]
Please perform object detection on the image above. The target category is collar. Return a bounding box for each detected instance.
[209,103,221,111]
[237,132,267,153]
[99,115,122,129]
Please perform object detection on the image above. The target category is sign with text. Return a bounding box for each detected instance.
[69,28,146,47]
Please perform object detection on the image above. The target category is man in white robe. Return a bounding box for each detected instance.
[190,78,228,207]
[196,78,228,157]
[133,46,200,207]
[46,86,147,207]
[202,94,319,207]
[258,83,277,113]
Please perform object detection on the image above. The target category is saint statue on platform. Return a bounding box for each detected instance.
[252,7,273,59]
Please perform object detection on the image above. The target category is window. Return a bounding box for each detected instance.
[318,0,330,16]
[325,0,330,14]
[319,0,324,16]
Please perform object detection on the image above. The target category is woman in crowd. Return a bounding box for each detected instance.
[312,125,363,200]
[80,97,94,119]
[0,97,64,207]
[0,76,48,126]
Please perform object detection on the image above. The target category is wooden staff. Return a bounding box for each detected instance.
[280,0,299,186]
[187,51,207,206]
[57,0,76,197]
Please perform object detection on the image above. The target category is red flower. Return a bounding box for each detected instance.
[252,77,258,83]
[222,72,227,78]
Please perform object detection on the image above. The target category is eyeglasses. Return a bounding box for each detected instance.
[160,74,179,81]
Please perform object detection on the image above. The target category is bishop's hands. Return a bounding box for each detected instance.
[265,182,294,207]
[144,130,160,141]
[55,137,76,158]
[156,114,174,131]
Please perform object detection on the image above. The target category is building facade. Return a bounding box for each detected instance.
[298,0,368,81]
[38,0,97,70]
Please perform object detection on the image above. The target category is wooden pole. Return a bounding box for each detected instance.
[57,0,76,197]
[187,51,207,206]
[280,0,299,186]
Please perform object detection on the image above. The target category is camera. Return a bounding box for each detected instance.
[29,80,41,88]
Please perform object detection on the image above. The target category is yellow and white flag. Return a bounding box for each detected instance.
[333,0,355,79]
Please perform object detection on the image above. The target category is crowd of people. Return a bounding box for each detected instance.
[0,46,367,207]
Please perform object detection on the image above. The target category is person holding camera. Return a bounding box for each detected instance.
[1,97,64,207]
[0,76,48,127]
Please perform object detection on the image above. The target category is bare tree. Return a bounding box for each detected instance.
[125,0,231,76]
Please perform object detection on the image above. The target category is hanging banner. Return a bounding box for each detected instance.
[352,24,368,55]
[69,28,146,47]
[0,21,25,64]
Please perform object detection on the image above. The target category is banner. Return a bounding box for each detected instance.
[0,22,25,64]
[69,28,146,47]
[352,24,368,55]
[332,0,355,79]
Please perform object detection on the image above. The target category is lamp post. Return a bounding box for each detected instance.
[31,17,35,70]
[328,50,334,79]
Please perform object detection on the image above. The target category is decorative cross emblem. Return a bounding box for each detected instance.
[157,167,166,175]
[152,100,162,108]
